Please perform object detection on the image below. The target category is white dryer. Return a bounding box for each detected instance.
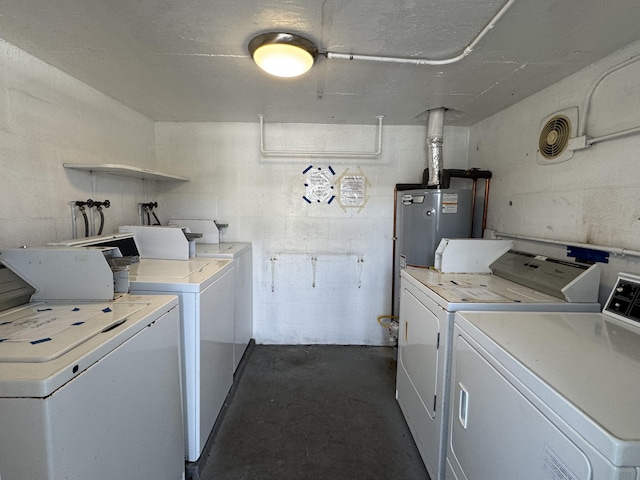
[0,250,184,480]
[447,272,640,479]
[396,250,602,480]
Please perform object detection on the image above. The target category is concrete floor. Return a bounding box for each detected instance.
[198,344,430,480]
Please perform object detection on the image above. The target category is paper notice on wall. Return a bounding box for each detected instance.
[306,169,334,203]
[442,193,459,213]
[336,166,371,211]
[340,175,366,207]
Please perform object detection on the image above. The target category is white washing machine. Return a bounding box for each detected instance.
[168,219,253,374]
[126,257,235,463]
[396,250,602,480]
[447,272,640,480]
[0,250,185,480]
[47,233,236,464]
[195,242,252,373]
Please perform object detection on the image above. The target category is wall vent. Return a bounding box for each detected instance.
[536,107,584,165]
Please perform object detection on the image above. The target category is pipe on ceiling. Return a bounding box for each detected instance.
[325,0,517,66]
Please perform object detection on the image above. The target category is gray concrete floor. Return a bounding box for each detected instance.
[199,345,430,480]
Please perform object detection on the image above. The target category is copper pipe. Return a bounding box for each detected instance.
[391,186,399,315]
[482,178,491,233]
[470,178,478,236]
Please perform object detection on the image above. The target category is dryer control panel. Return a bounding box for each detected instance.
[604,273,640,326]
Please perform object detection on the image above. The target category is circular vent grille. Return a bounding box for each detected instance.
[538,114,571,159]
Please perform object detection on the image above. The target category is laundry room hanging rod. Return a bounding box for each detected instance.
[259,115,384,157]
[325,0,516,66]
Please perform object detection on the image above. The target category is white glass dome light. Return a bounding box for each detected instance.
[249,33,318,78]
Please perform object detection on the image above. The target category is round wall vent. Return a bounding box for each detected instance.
[538,114,572,159]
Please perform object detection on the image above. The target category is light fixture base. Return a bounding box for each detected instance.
[249,32,318,78]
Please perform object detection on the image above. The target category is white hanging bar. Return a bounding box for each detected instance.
[311,256,318,288]
[357,256,364,289]
[269,257,277,292]
[259,115,384,158]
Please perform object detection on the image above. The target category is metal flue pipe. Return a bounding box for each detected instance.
[426,108,445,187]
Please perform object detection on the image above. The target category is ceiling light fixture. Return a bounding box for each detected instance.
[248,0,516,77]
[248,32,318,78]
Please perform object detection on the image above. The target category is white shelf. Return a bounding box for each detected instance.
[63,163,190,182]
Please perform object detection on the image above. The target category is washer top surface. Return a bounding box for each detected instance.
[195,242,251,258]
[456,309,640,461]
[128,258,233,292]
[0,294,178,398]
[0,302,146,363]
[402,267,599,312]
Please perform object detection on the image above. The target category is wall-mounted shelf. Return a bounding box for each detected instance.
[63,163,190,182]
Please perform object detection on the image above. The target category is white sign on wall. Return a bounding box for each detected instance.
[337,166,371,212]
[302,165,336,204]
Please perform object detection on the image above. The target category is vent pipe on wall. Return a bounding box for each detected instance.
[426,107,445,187]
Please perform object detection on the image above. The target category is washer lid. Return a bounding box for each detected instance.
[401,267,600,313]
[0,302,145,363]
[128,258,234,292]
[195,242,251,258]
[0,295,178,398]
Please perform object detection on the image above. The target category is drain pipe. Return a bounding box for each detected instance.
[426,108,445,187]
[325,0,516,66]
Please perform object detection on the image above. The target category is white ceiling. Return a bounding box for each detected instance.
[1,0,639,126]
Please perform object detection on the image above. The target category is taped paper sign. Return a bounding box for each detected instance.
[337,166,371,211]
[302,165,336,204]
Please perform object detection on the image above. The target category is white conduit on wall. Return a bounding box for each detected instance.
[579,54,640,141]
[493,231,640,259]
[326,0,517,66]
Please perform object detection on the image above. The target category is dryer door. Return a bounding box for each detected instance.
[396,278,443,479]
[399,287,440,418]
[448,327,592,480]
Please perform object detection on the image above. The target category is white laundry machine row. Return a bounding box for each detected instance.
[194,242,252,373]
[127,257,235,463]
[396,249,602,480]
[447,272,640,480]
[48,232,237,463]
[0,248,185,480]
[168,219,253,374]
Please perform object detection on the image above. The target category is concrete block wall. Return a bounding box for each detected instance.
[0,39,158,248]
[469,40,640,301]
[155,122,472,345]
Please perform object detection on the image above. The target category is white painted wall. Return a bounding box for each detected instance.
[470,40,640,301]
[4,30,639,342]
[0,39,158,249]
[155,122,472,345]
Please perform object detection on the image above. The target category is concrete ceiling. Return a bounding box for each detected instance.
[0,0,639,126]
